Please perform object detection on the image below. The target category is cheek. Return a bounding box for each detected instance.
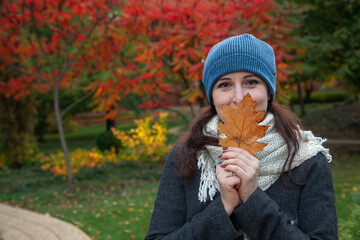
[213,98,227,120]
[255,101,268,112]
[214,101,223,115]
[253,95,268,111]
[213,93,233,106]
[215,106,225,122]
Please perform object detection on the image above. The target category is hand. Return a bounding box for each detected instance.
[216,164,241,216]
[219,147,259,202]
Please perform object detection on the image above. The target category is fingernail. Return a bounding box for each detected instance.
[218,160,224,165]
[223,147,228,150]
[218,154,223,158]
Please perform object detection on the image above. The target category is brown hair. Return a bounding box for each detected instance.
[176,101,304,186]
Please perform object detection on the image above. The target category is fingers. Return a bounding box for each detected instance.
[221,158,259,174]
[216,165,239,180]
[216,165,241,187]
[220,147,258,165]
[219,147,259,202]
[218,147,259,180]
[221,147,256,161]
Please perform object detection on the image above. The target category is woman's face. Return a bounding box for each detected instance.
[212,71,270,122]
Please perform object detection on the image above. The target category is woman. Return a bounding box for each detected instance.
[145,34,337,240]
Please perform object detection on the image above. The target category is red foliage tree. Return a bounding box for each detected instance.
[0,0,298,187]
[120,0,296,115]
[0,0,124,188]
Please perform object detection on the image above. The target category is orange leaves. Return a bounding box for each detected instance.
[122,0,296,105]
[0,0,297,115]
[188,62,203,74]
[218,94,269,154]
[0,0,122,106]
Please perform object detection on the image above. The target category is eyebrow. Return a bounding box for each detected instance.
[244,74,259,79]
[218,74,259,81]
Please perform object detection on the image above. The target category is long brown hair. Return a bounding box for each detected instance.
[176,101,304,186]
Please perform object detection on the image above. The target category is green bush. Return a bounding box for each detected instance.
[95,131,122,153]
[0,94,37,168]
[339,204,360,239]
[291,91,350,104]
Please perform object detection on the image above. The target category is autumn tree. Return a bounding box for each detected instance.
[0,0,123,189]
[119,0,297,118]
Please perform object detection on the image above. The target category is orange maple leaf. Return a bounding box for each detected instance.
[218,94,269,154]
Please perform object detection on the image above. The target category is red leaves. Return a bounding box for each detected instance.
[52,33,62,42]
[0,0,113,100]
[188,63,203,74]
[0,0,297,120]
[138,73,152,81]
[138,100,171,110]
[75,34,87,41]
[122,0,296,106]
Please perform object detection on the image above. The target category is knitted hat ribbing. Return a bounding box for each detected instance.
[202,34,277,104]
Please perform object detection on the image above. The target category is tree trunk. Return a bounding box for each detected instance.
[305,82,313,103]
[54,82,73,192]
[297,82,306,117]
[305,90,311,104]
[106,105,116,131]
[289,102,294,112]
[106,118,116,131]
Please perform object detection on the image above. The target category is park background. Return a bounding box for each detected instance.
[0,0,359,239]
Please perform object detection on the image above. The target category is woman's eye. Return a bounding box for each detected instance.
[245,80,259,85]
[218,82,230,88]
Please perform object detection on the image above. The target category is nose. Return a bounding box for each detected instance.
[232,86,245,103]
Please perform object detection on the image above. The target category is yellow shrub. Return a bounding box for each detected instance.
[38,113,171,177]
[112,113,171,162]
[39,147,118,177]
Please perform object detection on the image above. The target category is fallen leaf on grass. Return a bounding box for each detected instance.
[218,94,269,154]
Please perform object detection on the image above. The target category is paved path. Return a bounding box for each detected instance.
[0,203,91,240]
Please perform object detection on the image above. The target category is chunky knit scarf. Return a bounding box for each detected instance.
[197,112,332,203]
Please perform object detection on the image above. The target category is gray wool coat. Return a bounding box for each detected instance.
[145,148,338,240]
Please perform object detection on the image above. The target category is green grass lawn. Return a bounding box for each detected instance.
[330,146,360,221]
[1,145,359,240]
[292,102,336,116]
[0,161,162,240]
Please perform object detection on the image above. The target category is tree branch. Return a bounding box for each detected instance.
[29,4,57,82]
[57,14,105,85]
[0,56,47,83]
[67,14,105,67]
[162,56,190,89]
[60,88,97,119]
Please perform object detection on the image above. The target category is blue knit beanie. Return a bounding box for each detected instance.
[202,34,276,104]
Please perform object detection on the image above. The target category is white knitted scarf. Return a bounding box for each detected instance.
[197,112,332,203]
